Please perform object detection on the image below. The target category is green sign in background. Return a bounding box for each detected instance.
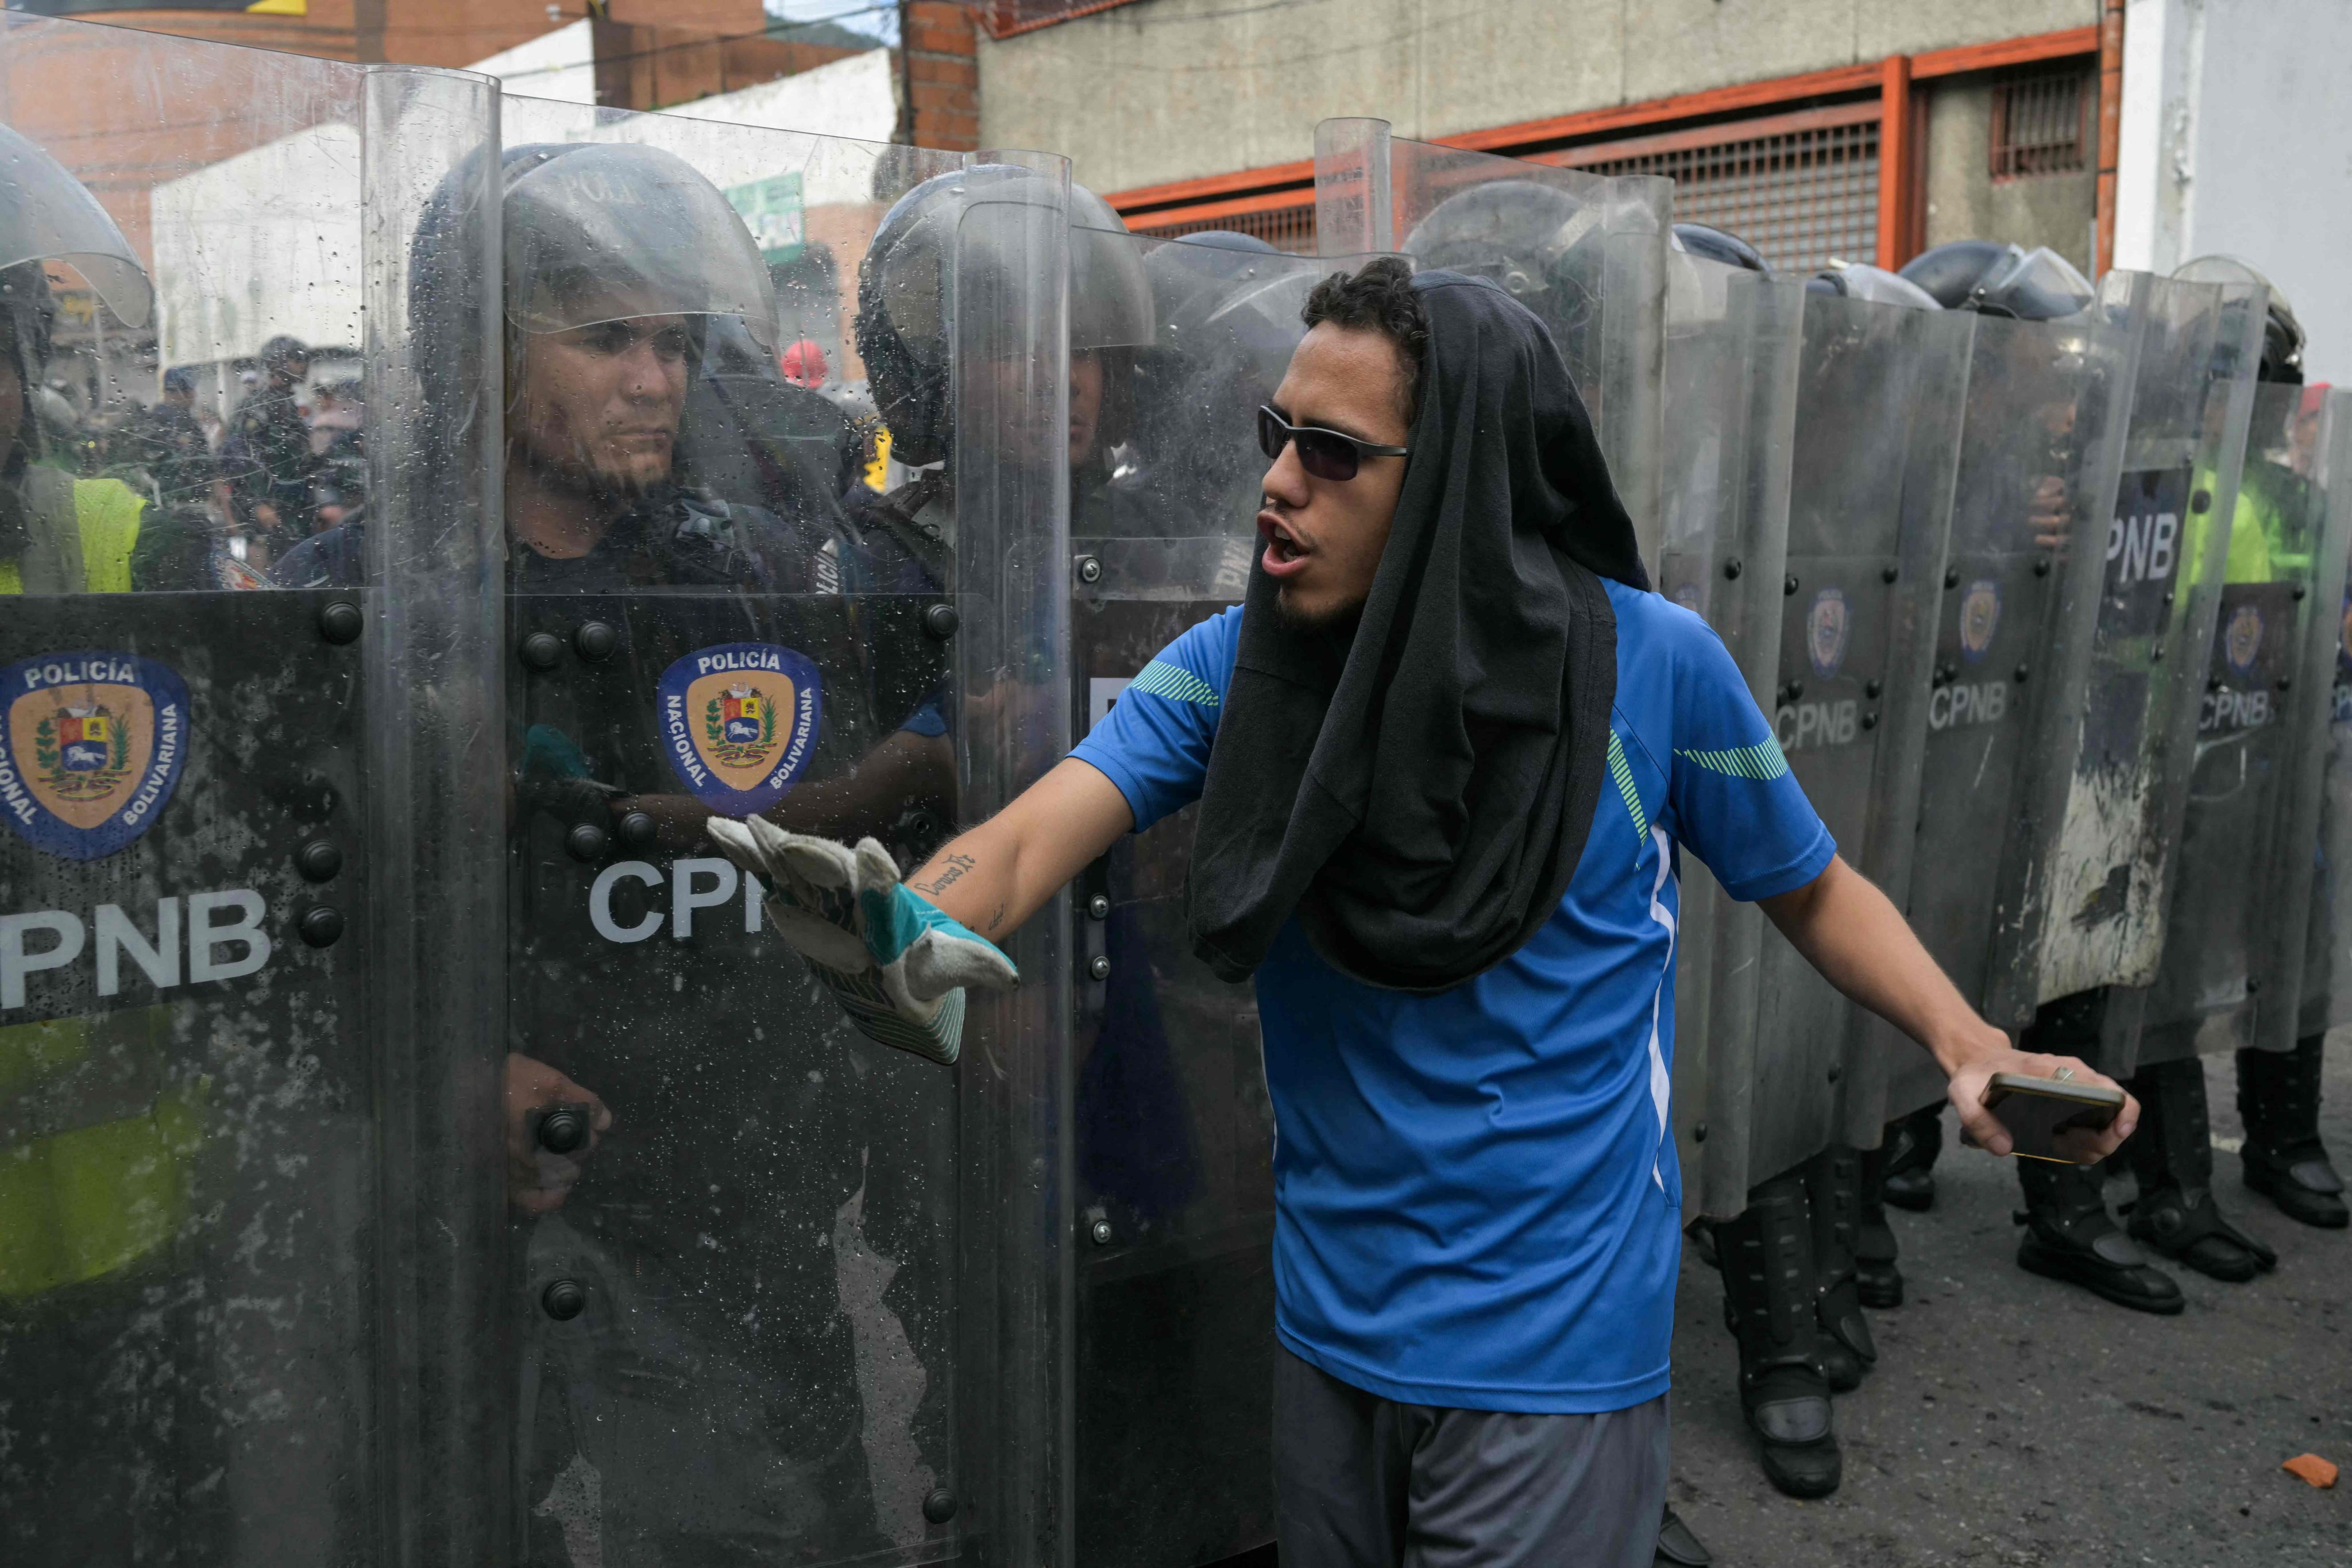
[726,171,806,265]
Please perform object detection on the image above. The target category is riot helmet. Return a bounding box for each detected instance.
[1672,222,1771,275]
[501,142,781,500]
[1805,261,1941,310]
[0,123,152,473]
[853,162,1060,468]
[1122,232,1318,536]
[1068,184,1153,481]
[1402,179,1601,338]
[1900,240,2092,320]
[258,333,310,384]
[2173,254,2304,384]
[504,141,778,352]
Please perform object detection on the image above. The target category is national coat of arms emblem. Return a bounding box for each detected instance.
[656,642,822,814]
[0,651,190,861]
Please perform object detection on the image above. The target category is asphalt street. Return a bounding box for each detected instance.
[1666,1042,2352,1568]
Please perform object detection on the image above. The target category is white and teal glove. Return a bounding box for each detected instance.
[706,817,1017,1066]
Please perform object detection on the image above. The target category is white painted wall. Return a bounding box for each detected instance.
[655,46,900,148]
[2115,0,2352,383]
[466,18,597,106]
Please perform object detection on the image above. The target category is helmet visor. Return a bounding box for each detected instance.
[504,142,779,352]
[0,123,153,329]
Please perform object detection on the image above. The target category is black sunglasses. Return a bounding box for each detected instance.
[1257,404,1409,482]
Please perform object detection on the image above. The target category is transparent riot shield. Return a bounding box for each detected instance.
[1875,298,2138,1122]
[2137,380,2352,1067]
[1735,295,1975,1184]
[488,94,1070,1563]
[1312,118,1669,565]
[2284,389,2352,1042]
[0,15,504,1562]
[1629,253,1804,1220]
[1070,229,1330,1565]
[2000,274,2265,1036]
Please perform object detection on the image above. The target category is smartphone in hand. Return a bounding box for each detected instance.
[1979,1072,2125,1163]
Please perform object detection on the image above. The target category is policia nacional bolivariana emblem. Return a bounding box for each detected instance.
[0,651,190,861]
[2224,601,2265,677]
[656,641,822,814]
[1959,578,2002,663]
[1806,587,1848,679]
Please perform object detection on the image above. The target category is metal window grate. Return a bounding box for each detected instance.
[1568,114,1880,277]
[1134,203,1318,254]
[1990,68,2091,180]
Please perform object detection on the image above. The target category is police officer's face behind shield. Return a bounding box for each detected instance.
[1257,322,1411,625]
[511,306,692,496]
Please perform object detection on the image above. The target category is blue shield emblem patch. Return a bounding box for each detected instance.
[2224,601,2264,678]
[656,642,822,814]
[1959,579,2001,664]
[1806,588,1848,679]
[0,651,191,861]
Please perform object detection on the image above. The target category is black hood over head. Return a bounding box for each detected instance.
[1186,269,1645,992]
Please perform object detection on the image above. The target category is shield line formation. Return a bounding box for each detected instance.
[1,12,2347,1564]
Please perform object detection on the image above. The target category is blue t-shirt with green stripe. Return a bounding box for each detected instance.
[1069,580,1833,1412]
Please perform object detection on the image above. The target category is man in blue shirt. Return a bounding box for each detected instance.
[712,260,2140,1567]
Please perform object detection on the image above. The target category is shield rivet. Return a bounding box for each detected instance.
[1693,1122,1709,1143]
[298,906,345,948]
[566,824,609,863]
[537,1106,590,1154]
[2014,664,2030,683]
[520,631,564,670]
[1089,1219,1114,1246]
[1076,555,1103,585]
[317,600,364,645]
[296,839,343,882]
[922,1488,959,1524]
[1944,567,1961,589]
[2191,489,2212,514]
[1088,895,1110,920]
[1826,1063,1842,1083]
[1089,956,1111,980]
[923,603,961,639]
[1783,574,1799,597]
[1881,565,1899,584]
[574,620,619,661]
[618,811,657,849]
[1860,711,1878,731]
[2278,675,2294,692]
[1723,558,1742,580]
[541,1279,587,1321]
[2033,557,2052,577]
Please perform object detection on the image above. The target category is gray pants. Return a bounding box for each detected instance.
[1274,1346,1669,1568]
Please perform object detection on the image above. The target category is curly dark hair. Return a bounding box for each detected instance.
[1301,256,1428,428]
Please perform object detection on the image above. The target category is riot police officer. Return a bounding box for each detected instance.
[2121,258,2334,1276]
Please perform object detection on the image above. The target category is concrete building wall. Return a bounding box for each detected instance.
[2114,0,2352,382]
[979,0,2097,196]
[1920,77,2098,275]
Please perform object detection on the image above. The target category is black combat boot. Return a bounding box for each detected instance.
[2239,1034,2348,1228]
[1880,1103,1942,1211]
[1855,1142,1903,1308]
[2124,1057,2277,1280]
[1802,1144,1876,1389]
[2015,1156,2182,1312]
[1718,1173,1842,1497]
[1654,1504,1712,1566]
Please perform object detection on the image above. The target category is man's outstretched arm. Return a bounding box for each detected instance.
[1759,854,2142,1161]
[905,758,1136,943]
